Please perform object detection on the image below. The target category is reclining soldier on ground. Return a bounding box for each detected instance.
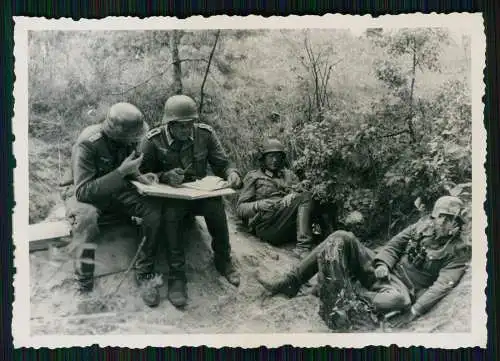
[237,138,327,259]
[257,196,470,328]
[139,94,242,309]
[68,102,166,308]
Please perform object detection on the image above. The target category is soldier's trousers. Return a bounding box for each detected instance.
[69,189,165,279]
[254,192,313,247]
[110,189,165,276]
[294,230,412,313]
[66,198,100,288]
[162,197,231,281]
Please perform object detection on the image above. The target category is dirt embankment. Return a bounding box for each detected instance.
[30,206,471,335]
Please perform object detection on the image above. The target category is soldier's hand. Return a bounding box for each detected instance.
[281,192,297,207]
[257,199,278,212]
[374,264,389,279]
[227,171,242,189]
[162,168,185,187]
[136,172,159,185]
[118,150,144,177]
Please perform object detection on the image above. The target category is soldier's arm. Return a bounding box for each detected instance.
[139,137,159,174]
[374,224,417,269]
[73,142,128,203]
[206,128,239,179]
[236,173,260,219]
[412,254,469,316]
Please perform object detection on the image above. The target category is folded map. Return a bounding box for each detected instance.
[130,176,236,200]
[181,176,230,191]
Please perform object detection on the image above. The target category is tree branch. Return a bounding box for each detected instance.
[199,30,221,115]
[407,39,417,143]
[376,129,410,139]
[103,59,211,96]
[170,30,183,94]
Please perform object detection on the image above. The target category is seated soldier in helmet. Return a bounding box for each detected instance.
[258,196,470,329]
[237,138,316,259]
[140,94,242,309]
[70,102,166,308]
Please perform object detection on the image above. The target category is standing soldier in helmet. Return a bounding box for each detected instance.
[140,94,242,308]
[70,102,165,308]
[237,138,315,259]
[258,196,470,329]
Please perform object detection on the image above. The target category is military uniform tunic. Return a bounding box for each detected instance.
[373,217,470,315]
[237,168,313,246]
[140,123,237,182]
[72,123,165,276]
[305,217,470,316]
[139,123,238,281]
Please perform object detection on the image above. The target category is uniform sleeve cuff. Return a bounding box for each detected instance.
[225,168,240,179]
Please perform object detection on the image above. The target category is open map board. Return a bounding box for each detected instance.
[131,177,237,200]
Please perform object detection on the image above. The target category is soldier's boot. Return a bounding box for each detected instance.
[135,273,160,308]
[74,246,97,293]
[259,242,321,297]
[168,278,188,308]
[204,198,240,287]
[214,256,240,287]
[165,220,188,308]
[293,197,314,259]
[257,270,301,298]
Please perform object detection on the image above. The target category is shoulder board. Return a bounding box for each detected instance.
[196,123,214,132]
[88,132,102,142]
[146,127,162,139]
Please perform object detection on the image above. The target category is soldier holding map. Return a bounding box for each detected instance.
[140,94,242,309]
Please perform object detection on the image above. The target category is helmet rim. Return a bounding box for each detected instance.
[162,95,199,124]
[431,196,464,222]
[102,102,148,142]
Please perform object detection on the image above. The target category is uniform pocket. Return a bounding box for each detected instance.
[255,179,278,198]
[158,149,179,170]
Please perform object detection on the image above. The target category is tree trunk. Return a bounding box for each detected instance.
[170,30,183,95]
[407,42,417,143]
[199,30,220,115]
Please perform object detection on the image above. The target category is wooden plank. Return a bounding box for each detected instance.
[131,180,236,200]
[29,221,71,241]
[29,221,72,252]
[29,238,70,252]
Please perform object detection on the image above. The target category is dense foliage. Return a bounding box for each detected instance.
[28,29,472,241]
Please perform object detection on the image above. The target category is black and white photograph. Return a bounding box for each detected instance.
[12,14,487,348]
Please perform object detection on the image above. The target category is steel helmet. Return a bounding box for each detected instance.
[102,102,148,142]
[260,138,286,157]
[431,196,464,223]
[162,95,199,124]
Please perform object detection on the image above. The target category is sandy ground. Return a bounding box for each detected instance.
[30,208,471,335]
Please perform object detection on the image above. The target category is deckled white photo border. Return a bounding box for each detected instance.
[12,13,487,349]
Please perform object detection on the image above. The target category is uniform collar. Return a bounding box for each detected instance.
[164,125,193,147]
[263,169,284,178]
